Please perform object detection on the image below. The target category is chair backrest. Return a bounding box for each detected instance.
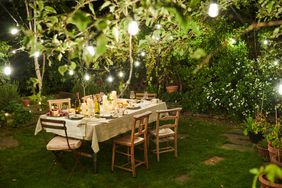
[135,93,156,100]
[131,111,152,143]
[156,108,182,136]
[40,118,72,150]
[48,98,71,111]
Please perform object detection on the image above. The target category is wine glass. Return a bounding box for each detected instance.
[130,91,135,100]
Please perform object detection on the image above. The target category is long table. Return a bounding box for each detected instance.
[35,100,167,172]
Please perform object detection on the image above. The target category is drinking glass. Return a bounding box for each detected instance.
[130,91,135,100]
[144,91,148,100]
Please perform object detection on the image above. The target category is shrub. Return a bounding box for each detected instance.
[0,83,20,109]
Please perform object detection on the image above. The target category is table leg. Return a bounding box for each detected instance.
[93,152,97,173]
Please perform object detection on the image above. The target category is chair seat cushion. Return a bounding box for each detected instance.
[46,136,82,150]
[114,135,144,146]
[149,128,175,137]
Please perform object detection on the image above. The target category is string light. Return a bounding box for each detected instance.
[34,51,40,57]
[208,1,219,18]
[4,113,9,117]
[84,74,90,81]
[4,65,12,76]
[69,70,74,75]
[263,39,269,45]
[274,60,279,66]
[229,38,236,45]
[156,24,161,29]
[118,71,124,78]
[134,61,140,67]
[279,83,282,95]
[86,45,95,56]
[10,27,19,35]
[140,51,146,57]
[128,20,139,36]
[12,50,16,54]
[107,75,114,82]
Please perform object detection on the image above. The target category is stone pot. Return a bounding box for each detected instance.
[166,85,178,94]
[259,175,282,188]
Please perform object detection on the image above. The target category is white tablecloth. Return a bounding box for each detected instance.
[35,101,167,153]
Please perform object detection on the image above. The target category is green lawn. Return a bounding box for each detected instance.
[0,116,263,188]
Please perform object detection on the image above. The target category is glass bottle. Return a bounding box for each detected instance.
[94,95,100,114]
[74,92,81,114]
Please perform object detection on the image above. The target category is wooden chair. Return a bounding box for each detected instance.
[48,98,71,111]
[111,111,152,177]
[149,108,182,162]
[40,118,83,178]
[135,92,157,100]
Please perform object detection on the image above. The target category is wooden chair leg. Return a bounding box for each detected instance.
[144,139,148,168]
[131,146,136,177]
[174,135,178,157]
[156,139,160,162]
[111,142,116,172]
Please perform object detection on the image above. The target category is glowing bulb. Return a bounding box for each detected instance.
[134,61,140,67]
[156,24,161,29]
[279,84,282,95]
[86,45,95,56]
[208,3,219,18]
[38,101,42,105]
[4,66,12,76]
[84,74,90,81]
[274,60,279,66]
[4,113,9,117]
[107,76,113,82]
[12,50,16,54]
[10,27,19,35]
[128,21,139,36]
[34,51,40,57]
[140,51,146,57]
[229,38,236,45]
[263,40,269,45]
[118,71,124,78]
[69,70,74,75]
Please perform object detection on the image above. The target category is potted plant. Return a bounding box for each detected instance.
[21,97,31,107]
[166,80,179,94]
[243,113,270,144]
[250,164,282,188]
[266,123,282,165]
[256,139,270,161]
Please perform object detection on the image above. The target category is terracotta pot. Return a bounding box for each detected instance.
[22,98,30,107]
[268,144,282,163]
[256,144,269,161]
[270,156,282,168]
[166,85,178,94]
[259,175,282,188]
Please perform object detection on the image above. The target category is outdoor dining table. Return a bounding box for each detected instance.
[34,99,167,172]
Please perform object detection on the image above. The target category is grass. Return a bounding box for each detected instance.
[0,116,263,188]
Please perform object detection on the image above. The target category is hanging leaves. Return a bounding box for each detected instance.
[67,10,91,32]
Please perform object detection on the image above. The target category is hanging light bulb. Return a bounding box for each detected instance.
[12,50,16,54]
[229,38,236,45]
[274,60,279,66]
[107,75,114,82]
[34,51,40,57]
[140,51,146,57]
[84,74,90,81]
[134,61,140,67]
[156,24,161,29]
[10,27,19,35]
[4,65,12,76]
[263,39,269,45]
[86,45,95,56]
[208,1,219,18]
[69,70,74,75]
[279,83,282,95]
[128,20,139,36]
[118,71,124,78]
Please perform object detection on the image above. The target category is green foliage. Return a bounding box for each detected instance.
[161,92,183,104]
[243,114,271,136]
[250,164,282,188]
[2,101,32,127]
[0,83,20,109]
